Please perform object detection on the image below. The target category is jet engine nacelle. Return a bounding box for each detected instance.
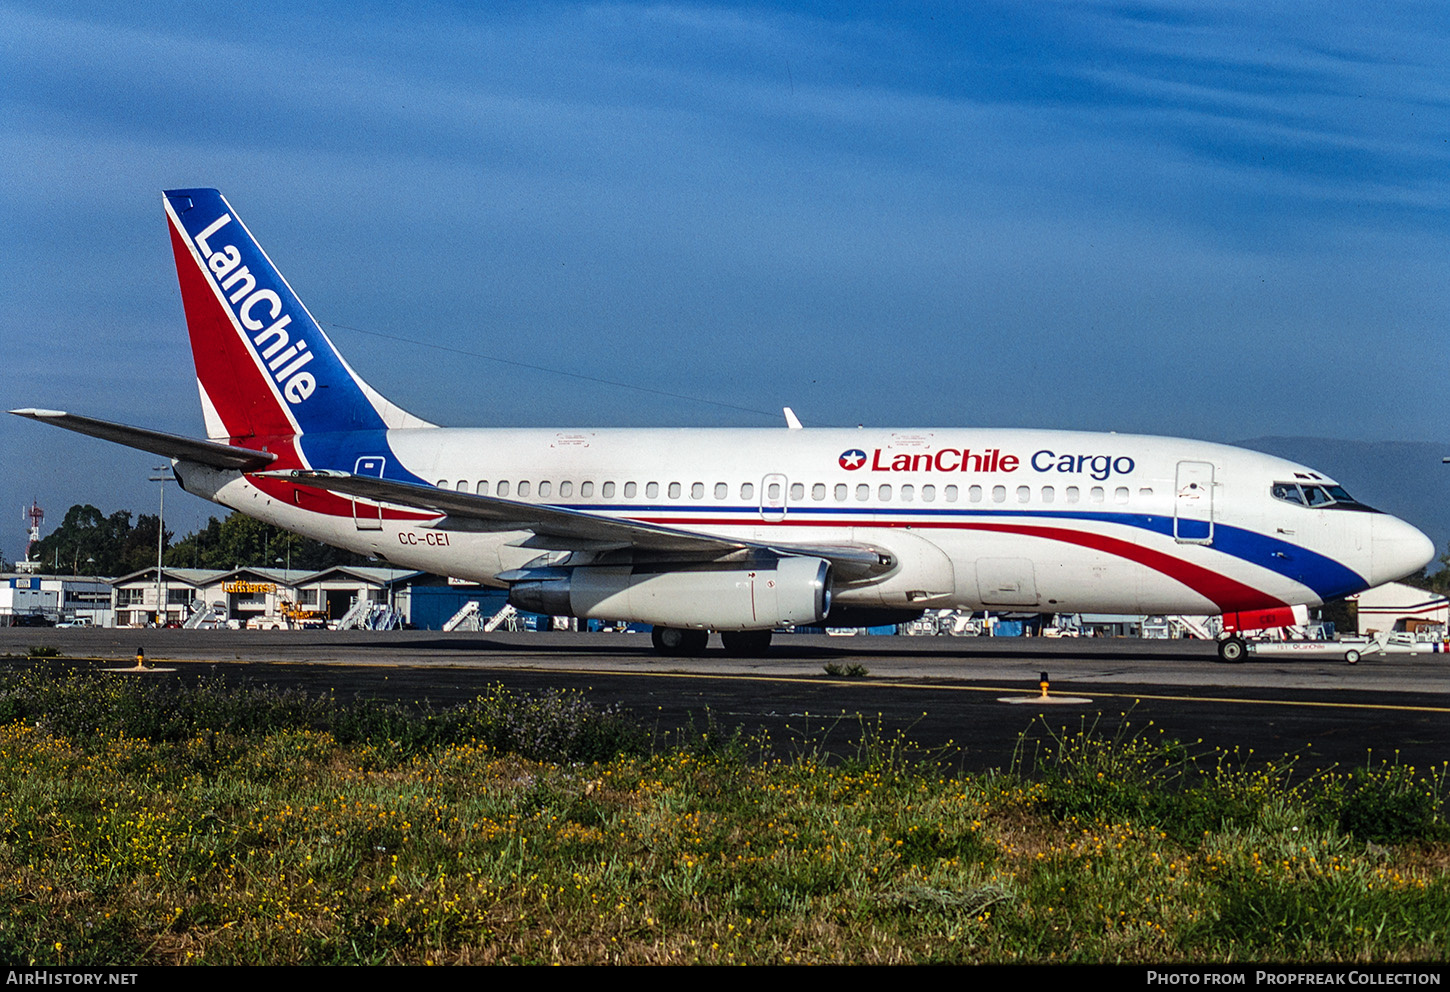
[508,556,832,630]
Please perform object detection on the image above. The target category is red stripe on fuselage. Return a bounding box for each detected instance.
[955,521,1284,613]
[244,469,439,521]
[632,514,1286,613]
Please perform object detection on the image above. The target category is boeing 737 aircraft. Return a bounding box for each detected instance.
[12,189,1436,658]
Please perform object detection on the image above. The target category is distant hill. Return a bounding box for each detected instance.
[1236,437,1447,569]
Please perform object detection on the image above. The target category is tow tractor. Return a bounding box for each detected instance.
[1239,632,1450,665]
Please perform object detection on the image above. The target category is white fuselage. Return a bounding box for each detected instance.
[176,425,1430,618]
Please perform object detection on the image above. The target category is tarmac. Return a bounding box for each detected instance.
[3,628,1447,773]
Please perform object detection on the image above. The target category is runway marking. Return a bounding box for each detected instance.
[529,667,1450,715]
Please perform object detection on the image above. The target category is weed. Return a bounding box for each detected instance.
[0,673,1445,964]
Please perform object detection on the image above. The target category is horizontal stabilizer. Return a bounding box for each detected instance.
[9,409,277,471]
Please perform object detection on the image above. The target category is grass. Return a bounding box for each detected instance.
[0,671,1445,964]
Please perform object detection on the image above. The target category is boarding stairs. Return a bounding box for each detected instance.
[1169,615,1219,640]
[482,603,517,633]
[336,600,369,630]
[183,601,227,629]
[350,604,400,631]
[443,601,481,632]
[1144,615,1220,640]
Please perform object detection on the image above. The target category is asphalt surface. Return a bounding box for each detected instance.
[2,628,1447,773]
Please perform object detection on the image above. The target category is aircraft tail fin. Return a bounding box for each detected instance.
[162,188,433,442]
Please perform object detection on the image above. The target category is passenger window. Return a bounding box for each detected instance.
[878,484,892,501]
[834,483,848,501]
[1138,487,1153,498]
[518,481,531,498]
[455,480,468,493]
[922,485,936,502]
[646,482,658,498]
[691,482,704,499]
[580,481,594,497]
[856,484,870,501]
[1016,486,1030,503]
[768,482,780,499]
[497,481,511,497]
[668,482,681,499]
[944,485,958,502]
[741,482,754,500]
[715,482,728,499]
[901,484,914,502]
[969,485,983,503]
[992,485,1006,503]
[1089,486,1105,503]
[559,481,573,498]
[476,481,490,496]
[812,483,826,501]
[1114,487,1129,504]
[790,483,804,501]
[624,482,638,498]
[538,481,552,498]
[1042,486,1055,503]
[601,481,615,498]
[1065,486,1079,504]
[436,479,447,488]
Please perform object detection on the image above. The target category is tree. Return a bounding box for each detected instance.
[30,504,170,576]
[164,512,372,570]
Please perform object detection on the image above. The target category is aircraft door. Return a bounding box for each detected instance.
[1174,460,1215,544]
[759,473,788,522]
[353,456,386,531]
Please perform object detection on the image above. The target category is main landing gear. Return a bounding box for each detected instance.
[650,627,774,657]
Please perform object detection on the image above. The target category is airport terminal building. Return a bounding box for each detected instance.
[109,566,421,628]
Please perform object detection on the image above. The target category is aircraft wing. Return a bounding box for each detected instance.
[262,469,894,577]
[9,409,277,471]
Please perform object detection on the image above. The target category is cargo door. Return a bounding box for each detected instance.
[975,557,1040,607]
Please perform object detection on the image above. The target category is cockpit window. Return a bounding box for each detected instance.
[1270,481,1370,510]
[1271,483,1302,504]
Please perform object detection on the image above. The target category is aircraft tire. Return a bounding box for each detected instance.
[1217,636,1247,663]
[720,630,772,657]
[1344,649,1361,665]
[651,626,708,656]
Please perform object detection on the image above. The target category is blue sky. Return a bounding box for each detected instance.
[3,1,1447,560]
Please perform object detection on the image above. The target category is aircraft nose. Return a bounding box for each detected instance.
[1370,514,1436,586]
